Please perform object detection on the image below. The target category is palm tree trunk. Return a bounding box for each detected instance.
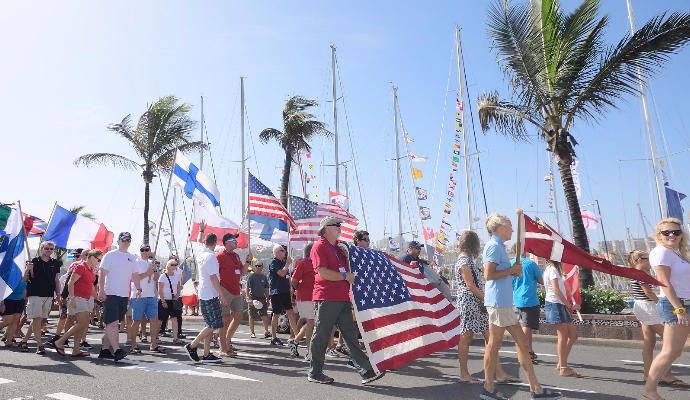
[144,179,151,245]
[556,158,595,288]
[279,151,292,208]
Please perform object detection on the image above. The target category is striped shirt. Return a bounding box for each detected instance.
[631,280,653,301]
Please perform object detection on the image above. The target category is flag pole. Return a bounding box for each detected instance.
[15,200,32,260]
[37,202,58,257]
[153,154,176,257]
[247,168,251,254]
[515,209,524,266]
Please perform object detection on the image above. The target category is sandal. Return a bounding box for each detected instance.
[130,347,142,354]
[459,376,482,384]
[71,352,89,358]
[479,388,509,400]
[531,388,562,398]
[496,376,521,384]
[19,342,29,352]
[151,346,166,354]
[54,345,66,356]
[659,378,690,388]
[559,367,583,378]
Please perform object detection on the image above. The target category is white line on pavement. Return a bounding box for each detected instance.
[0,378,15,384]
[119,359,261,382]
[620,359,690,368]
[45,393,93,400]
[497,350,557,357]
[438,376,597,394]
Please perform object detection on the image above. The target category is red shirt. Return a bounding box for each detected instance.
[293,258,316,301]
[217,250,243,295]
[311,237,350,301]
[71,261,96,299]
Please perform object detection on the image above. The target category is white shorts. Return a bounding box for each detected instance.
[487,306,519,328]
[27,296,53,319]
[296,301,315,320]
[633,299,662,326]
[68,297,94,316]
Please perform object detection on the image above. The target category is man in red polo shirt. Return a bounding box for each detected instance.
[307,217,385,385]
[216,232,252,357]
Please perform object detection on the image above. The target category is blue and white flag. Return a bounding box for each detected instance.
[0,204,28,300]
[172,150,221,210]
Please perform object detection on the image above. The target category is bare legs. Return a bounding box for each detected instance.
[643,324,690,400]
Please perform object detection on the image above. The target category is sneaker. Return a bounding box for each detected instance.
[325,349,340,358]
[97,349,114,359]
[113,349,127,361]
[36,345,46,355]
[263,332,271,339]
[335,346,349,356]
[201,353,223,363]
[80,341,93,350]
[347,359,357,370]
[308,373,334,384]
[304,352,311,362]
[178,334,187,339]
[184,343,200,362]
[288,339,300,358]
[270,338,284,347]
[361,370,386,385]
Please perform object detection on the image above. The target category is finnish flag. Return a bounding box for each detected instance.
[172,150,221,210]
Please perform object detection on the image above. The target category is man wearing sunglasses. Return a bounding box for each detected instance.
[268,243,298,346]
[22,240,62,355]
[217,232,252,357]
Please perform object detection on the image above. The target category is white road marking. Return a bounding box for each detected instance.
[45,393,93,400]
[119,359,260,381]
[620,359,690,368]
[235,352,269,359]
[497,350,557,357]
[439,376,596,394]
[0,378,15,384]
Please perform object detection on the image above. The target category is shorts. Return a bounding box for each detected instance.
[219,287,244,314]
[249,298,268,318]
[270,293,292,314]
[487,306,519,328]
[656,297,690,325]
[103,295,129,324]
[131,297,159,321]
[633,299,662,326]
[296,300,315,320]
[517,305,540,330]
[27,296,53,319]
[68,297,94,316]
[2,299,25,316]
[200,297,223,329]
[545,301,573,324]
[158,299,183,321]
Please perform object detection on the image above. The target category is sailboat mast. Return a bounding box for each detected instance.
[455,26,473,230]
[625,0,666,219]
[240,77,246,214]
[200,96,205,170]
[331,45,340,193]
[393,86,403,245]
[637,202,651,252]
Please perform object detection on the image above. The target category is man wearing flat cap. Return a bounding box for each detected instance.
[307,216,385,385]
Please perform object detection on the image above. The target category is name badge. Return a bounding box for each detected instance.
[338,267,346,273]
[235,269,241,274]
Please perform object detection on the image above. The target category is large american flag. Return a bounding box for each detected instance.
[347,244,460,373]
[248,173,294,229]
[289,195,358,245]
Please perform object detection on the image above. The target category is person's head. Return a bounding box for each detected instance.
[254,261,265,273]
[407,241,422,257]
[222,233,239,251]
[205,233,218,249]
[627,250,650,272]
[86,249,103,268]
[168,254,179,262]
[165,258,178,273]
[318,217,342,242]
[485,213,513,241]
[117,232,132,251]
[654,217,689,258]
[273,244,287,260]
[71,248,84,261]
[547,259,563,274]
[353,230,370,248]
[139,244,151,259]
[40,241,56,258]
[303,242,314,259]
[457,230,481,258]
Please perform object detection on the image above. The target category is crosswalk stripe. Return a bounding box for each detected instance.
[0,378,14,384]
[45,393,93,400]
[620,359,690,368]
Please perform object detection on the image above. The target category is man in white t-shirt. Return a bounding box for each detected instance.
[128,244,163,354]
[97,232,153,361]
[184,228,229,363]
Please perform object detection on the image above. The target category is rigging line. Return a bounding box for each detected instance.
[430,43,455,210]
[649,87,677,186]
[218,92,239,171]
[204,128,223,215]
[244,103,261,180]
[617,161,632,238]
[334,56,369,229]
[459,35,488,215]
[156,172,179,255]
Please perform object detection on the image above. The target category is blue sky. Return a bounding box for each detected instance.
[2,1,689,253]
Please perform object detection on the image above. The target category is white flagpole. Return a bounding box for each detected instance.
[153,152,176,256]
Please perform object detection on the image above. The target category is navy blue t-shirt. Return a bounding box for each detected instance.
[268,258,290,295]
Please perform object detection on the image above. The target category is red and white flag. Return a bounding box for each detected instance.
[422,226,435,241]
[190,202,248,248]
[518,213,662,286]
[347,245,460,373]
[563,263,581,305]
[581,210,599,230]
[329,190,349,211]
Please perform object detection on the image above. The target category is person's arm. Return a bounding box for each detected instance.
[67,272,81,306]
[158,281,167,304]
[460,263,483,302]
[640,283,659,303]
[97,268,108,301]
[210,274,228,304]
[276,257,291,277]
[176,279,182,299]
[484,261,516,281]
[291,263,301,290]
[655,265,685,312]
[242,252,252,274]
[244,280,251,299]
[317,267,355,285]
[54,271,62,304]
[550,276,572,312]
[197,220,207,242]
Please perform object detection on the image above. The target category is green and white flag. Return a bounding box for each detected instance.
[0,204,27,300]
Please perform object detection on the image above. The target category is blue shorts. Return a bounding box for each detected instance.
[545,301,573,324]
[131,297,159,321]
[200,297,223,329]
[656,297,690,325]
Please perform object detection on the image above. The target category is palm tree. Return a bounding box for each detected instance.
[259,96,332,207]
[477,0,690,287]
[75,96,202,245]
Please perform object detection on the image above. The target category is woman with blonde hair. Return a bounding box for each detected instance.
[642,218,690,400]
[628,250,684,387]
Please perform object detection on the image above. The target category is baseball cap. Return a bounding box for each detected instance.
[118,232,132,241]
[407,240,422,249]
[140,244,151,252]
[222,233,239,243]
[71,248,84,257]
[318,216,343,235]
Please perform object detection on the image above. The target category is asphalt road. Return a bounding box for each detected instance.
[1,316,689,400]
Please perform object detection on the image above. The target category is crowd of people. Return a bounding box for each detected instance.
[2,213,690,399]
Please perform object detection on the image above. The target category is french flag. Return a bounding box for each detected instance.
[43,205,114,252]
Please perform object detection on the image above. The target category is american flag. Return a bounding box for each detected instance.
[289,195,358,244]
[347,244,460,373]
[248,173,294,230]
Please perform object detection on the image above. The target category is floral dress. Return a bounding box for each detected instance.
[455,254,489,334]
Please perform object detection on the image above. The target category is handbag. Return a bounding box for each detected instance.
[164,273,183,311]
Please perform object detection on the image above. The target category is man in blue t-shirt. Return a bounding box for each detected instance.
[512,252,543,364]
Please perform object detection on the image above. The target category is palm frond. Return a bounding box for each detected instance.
[107,115,136,143]
[565,11,690,129]
[259,128,284,145]
[477,92,543,140]
[73,153,142,170]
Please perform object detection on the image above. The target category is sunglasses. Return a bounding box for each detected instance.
[328,223,342,228]
[43,247,55,251]
[95,257,102,262]
[120,238,132,242]
[358,237,370,242]
[170,263,179,267]
[661,230,683,237]
[141,248,151,252]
